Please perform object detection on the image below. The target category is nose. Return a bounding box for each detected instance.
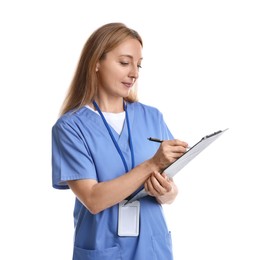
[129,65,139,80]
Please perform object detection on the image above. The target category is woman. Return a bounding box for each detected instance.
[52,22,188,260]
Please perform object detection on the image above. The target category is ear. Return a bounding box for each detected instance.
[96,62,100,72]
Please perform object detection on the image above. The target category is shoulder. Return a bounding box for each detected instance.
[53,106,92,128]
[128,101,163,117]
[52,107,96,137]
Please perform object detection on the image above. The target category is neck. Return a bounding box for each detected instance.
[92,98,124,113]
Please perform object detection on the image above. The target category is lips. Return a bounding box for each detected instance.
[122,82,133,88]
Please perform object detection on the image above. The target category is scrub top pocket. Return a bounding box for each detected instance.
[73,245,121,260]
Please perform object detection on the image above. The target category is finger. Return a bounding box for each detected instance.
[160,146,186,160]
[161,173,173,182]
[145,177,155,196]
[145,176,159,196]
[166,139,189,148]
[150,174,168,195]
[153,172,172,192]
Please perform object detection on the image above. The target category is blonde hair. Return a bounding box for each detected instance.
[60,22,143,115]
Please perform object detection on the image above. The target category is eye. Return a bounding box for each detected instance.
[137,64,142,69]
[120,61,129,66]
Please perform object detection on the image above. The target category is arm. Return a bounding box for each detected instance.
[67,160,155,215]
[67,139,187,214]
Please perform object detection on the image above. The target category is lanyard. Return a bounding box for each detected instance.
[93,100,135,173]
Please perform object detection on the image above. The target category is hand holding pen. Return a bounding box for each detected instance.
[148,137,189,172]
[148,137,190,148]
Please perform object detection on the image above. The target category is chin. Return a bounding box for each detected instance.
[123,89,132,97]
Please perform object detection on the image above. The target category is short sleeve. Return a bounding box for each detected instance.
[51,120,97,189]
[158,111,174,141]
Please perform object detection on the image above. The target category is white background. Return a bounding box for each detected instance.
[0,0,254,259]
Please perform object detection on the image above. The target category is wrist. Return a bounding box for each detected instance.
[145,159,161,174]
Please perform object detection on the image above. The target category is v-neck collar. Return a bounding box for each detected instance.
[92,101,135,172]
[84,103,134,143]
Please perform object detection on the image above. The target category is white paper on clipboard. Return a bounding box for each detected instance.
[125,128,229,204]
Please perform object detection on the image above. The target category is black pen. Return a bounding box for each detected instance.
[148,137,191,149]
[147,137,163,143]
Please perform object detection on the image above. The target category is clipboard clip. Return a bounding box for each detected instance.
[202,128,229,140]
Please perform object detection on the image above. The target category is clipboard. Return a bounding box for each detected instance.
[125,128,229,204]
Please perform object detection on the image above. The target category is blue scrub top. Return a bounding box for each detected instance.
[52,102,175,260]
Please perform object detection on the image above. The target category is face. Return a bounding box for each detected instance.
[96,38,143,102]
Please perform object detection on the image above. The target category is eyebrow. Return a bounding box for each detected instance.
[119,54,143,60]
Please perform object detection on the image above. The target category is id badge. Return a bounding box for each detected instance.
[118,200,140,236]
